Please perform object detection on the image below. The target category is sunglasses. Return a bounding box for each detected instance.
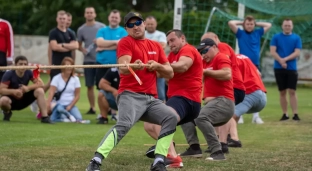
[200,47,211,55]
[126,20,143,28]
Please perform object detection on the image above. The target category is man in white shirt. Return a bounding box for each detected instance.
[145,16,167,102]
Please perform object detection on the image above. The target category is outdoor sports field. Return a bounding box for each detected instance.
[0,74,311,171]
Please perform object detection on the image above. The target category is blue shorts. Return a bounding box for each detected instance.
[166,96,201,125]
[100,90,118,110]
[234,90,267,117]
[84,62,97,87]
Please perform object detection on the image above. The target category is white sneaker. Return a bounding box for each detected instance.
[252,117,264,124]
[68,115,77,122]
[30,101,38,113]
[238,116,244,124]
[63,118,71,122]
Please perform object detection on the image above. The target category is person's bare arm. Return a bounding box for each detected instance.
[96,37,118,48]
[50,40,70,52]
[270,46,283,63]
[284,49,301,61]
[71,50,76,62]
[170,56,193,73]
[203,67,232,80]
[78,41,87,55]
[63,41,79,50]
[96,45,117,52]
[48,45,52,65]
[0,83,16,96]
[228,20,243,34]
[99,79,118,93]
[118,55,144,75]
[150,62,173,79]
[67,88,80,109]
[47,86,57,104]
[256,22,272,33]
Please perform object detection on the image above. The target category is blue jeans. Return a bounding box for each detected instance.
[99,90,118,110]
[234,90,267,117]
[157,78,166,101]
[50,104,82,122]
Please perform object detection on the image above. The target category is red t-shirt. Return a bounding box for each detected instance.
[218,42,245,91]
[236,54,267,94]
[167,44,203,103]
[203,52,234,101]
[117,36,168,96]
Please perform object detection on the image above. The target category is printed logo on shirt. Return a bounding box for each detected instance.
[114,78,118,82]
[148,51,157,55]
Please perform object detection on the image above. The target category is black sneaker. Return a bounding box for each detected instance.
[228,139,242,148]
[293,114,300,121]
[86,108,96,115]
[280,114,289,121]
[150,161,167,171]
[221,142,229,154]
[111,114,117,121]
[179,147,202,158]
[97,117,108,124]
[205,150,225,161]
[86,159,101,171]
[41,117,53,124]
[146,142,176,159]
[3,110,12,121]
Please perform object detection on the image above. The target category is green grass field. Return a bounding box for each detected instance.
[0,74,311,171]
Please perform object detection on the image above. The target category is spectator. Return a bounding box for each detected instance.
[66,12,77,61]
[270,18,302,121]
[77,7,106,115]
[0,18,14,80]
[0,56,52,123]
[97,67,119,124]
[228,15,271,124]
[47,57,82,122]
[145,16,167,102]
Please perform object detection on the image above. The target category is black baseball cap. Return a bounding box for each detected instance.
[124,12,144,25]
[196,38,217,50]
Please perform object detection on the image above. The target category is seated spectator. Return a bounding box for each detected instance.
[0,55,52,123]
[47,57,82,122]
[97,67,119,124]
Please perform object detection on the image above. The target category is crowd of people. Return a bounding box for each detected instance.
[0,7,302,171]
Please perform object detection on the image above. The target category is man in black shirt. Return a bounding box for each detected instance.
[48,10,78,79]
[97,67,119,124]
[0,56,52,123]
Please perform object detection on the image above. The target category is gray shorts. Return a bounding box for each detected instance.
[234,90,267,117]
[197,96,234,127]
[100,90,118,110]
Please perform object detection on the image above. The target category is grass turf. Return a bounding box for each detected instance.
[0,74,312,171]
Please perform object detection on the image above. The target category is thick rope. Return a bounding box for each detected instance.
[0,63,149,71]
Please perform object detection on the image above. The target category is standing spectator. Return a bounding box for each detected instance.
[97,67,119,124]
[0,18,14,81]
[48,10,78,80]
[228,15,271,124]
[66,12,77,61]
[95,9,127,89]
[270,18,302,121]
[145,16,167,102]
[77,7,106,115]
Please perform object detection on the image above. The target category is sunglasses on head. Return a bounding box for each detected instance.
[200,47,211,55]
[126,20,143,28]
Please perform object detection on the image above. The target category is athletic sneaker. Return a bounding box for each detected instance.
[30,101,39,113]
[252,117,264,124]
[165,154,183,168]
[86,159,101,171]
[41,117,53,124]
[205,150,225,161]
[228,139,242,148]
[238,116,244,124]
[146,142,176,159]
[3,110,12,121]
[280,114,289,121]
[293,114,300,121]
[97,117,108,124]
[111,114,118,121]
[150,161,167,171]
[36,112,42,120]
[86,108,96,115]
[68,115,77,122]
[179,147,202,158]
[221,142,229,154]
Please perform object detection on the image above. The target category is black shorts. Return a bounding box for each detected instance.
[0,51,7,81]
[95,64,109,90]
[274,69,298,91]
[83,62,97,87]
[166,96,201,125]
[234,88,245,105]
[8,90,37,110]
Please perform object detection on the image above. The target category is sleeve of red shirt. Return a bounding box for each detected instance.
[217,54,232,69]
[5,21,14,61]
[179,45,195,61]
[117,37,132,59]
[157,43,168,64]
